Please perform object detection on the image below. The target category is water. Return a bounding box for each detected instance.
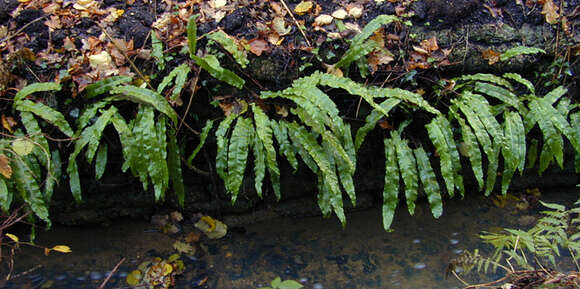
[2,188,578,289]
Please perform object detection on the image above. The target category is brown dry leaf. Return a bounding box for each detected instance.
[248,38,270,56]
[412,46,429,55]
[482,48,501,65]
[368,49,394,72]
[541,0,559,24]
[420,37,439,53]
[185,231,201,243]
[275,105,288,117]
[219,102,234,116]
[378,119,393,130]
[44,15,62,31]
[0,154,12,179]
[369,28,385,47]
[2,115,16,133]
[272,17,291,36]
[395,5,406,16]
[63,37,77,51]
[270,2,286,16]
[170,211,183,222]
[294,1,313,15]
[407,61,429,70]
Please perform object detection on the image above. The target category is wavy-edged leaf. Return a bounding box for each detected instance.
[157,64,190,103]
[207,30,249,68]
[14,82,61,103]
[187,14,199,58]
[0,177,12,212]
[456,73,513,90]
[500,46,545,62]
[272,120,298,171]
[437,116,464,196]
[85,106,117,163]
[252,131,266,198]
[111,85,178,124]
[216,114,238,180]
[226,117,253,203]
[322,131,353,174]
[474,82,522,111]
[83,76,132,98]
[192,54,245,89]
[464,93,504,145]
[414,146,442,218]
[95,143,107,180]
[19,112,49,165]
[44,150,61,202]
[287,122,345,226]
[543,86,567,105]
[527,138,539,169]
[453,110,484,190]
[502,73,534,94]
[128,106,158,191]
[67,157,81,201]
[572,112,580,173]
[536,89,579,153]
[286,122,317,172]
[151,32,166,71]
[187,119,214,166]
[149,115,169,200]
[501,111,525,194]
[339,123,356,206]
[252,104,280,199]
[334,39,378,71]
[13,157,49,224]
[16,100,73,137]
[168,129,185,207]
[383,137,399,230]
[426,116,455,197]
[355,98,400,151]
[392,130,417,215]
[530,99,564,172]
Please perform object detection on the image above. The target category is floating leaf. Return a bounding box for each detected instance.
[126,270,142,286]
[195,216,228,239]
[173,240,195,254]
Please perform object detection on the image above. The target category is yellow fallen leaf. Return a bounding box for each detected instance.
[1,115,16,133]
[214,0,227,8]
[126,270,142,286]
[162,263,173,276]
[5,233,19,243]
[541,0,559,24]
[332,9,348,20]
[51,245,72,253]
[314,14,333,26]
[89,51,113,70]
[294,1,313,15]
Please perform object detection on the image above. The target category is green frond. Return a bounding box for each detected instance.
[354,98,400,152]
[452,110,484,190]
[322,131,354,174]
[544,86,567,105]
[207,30,249,68]
[94,143,108,180]
[215,113,238,181]
[187,119,214,166]
[157,64,191,103]
[19,112,49,165]
[572,112,580,173]
[526,138,539,169]
[252,131,266,198]
[15,100,74,137]
[426,115,457,197]
[77,100,112,130]
[414,146,443,218]
[501,111,526,194]
[252,104,280,199]
[272,120,298,171]
[383,138,399,230]
[530,99,564,173]
[391,130,418,215]
[463,92,504,145]
[226,117,253,203]
[43,150,61,202]
[151,32,166,71]
[191,54,245,89]
[187,14,199,58]
[168,130,185,207]
[456,73,513,90]
[499,46,545,62]
[502,73,534,94]
[474,82,523,112]
[14,82,61,103]
[0,178,11,212]
[83,76,132,98]
[149,116,169,201]
[84,106,117,163]
[12,156,50,225]
[110,85,178,124]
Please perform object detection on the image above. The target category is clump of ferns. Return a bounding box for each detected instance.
[447,199,580,288]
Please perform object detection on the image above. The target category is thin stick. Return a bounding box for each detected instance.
[279,0,311,47]
[98,257,125,289]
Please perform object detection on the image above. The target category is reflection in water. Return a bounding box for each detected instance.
[2,188,577,289]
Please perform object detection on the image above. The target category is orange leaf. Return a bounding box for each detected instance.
[0,154,12,179]
[248,38,270,56]
[482,49,501,65]
[420,37,439,53]
[541,0,559,24]
[44,248,51,256]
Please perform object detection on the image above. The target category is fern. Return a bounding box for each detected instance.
[500,46,545,62]
[225,117,253,203]
[157,64,190,103]
[207,30,249,68]
[187,119,214,166]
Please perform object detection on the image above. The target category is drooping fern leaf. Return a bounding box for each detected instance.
[501,111,526,195]
[499,46,545,62]
[426,116,458,197]
[355,98,400,152]
[414,146,443,218]
[94,143,108,180]
[14,82,61,103]
[226,117,253,203]
[252,131,266,198]
[157,64,191,103]
[391,130,418,215]
[252,104,281,199]
[187,119,214,166]
[272,120,298,171]
[15,100,74,137]
[382,137,399,230]
[83,76,131,99]
[110,85,178,124]
[149,115,169,200]
[207,30,249,68]
[215,113,238,180]
[168,129,185,207]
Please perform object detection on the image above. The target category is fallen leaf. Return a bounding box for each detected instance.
[248,38,270,56]
[294,1,313,15]
[346,4,363,18]
[420,37,439,52]
[332,8,348,19]
[2,115,16,133]
[12,138,34,156]
[314,14,333,26]
[0,154,11,179]
[275,105,288,117]
[126,270,142,286]
[173,240,196,254]
[272,17,291,36]
[482,48,501,65]
[170,211,183,222]
[5,233,18,243]
[213,0,227,8]
[195,216,228,239]
[89,51,113,70]
[51,245,72,253]
[270,2,286,16]
[185,231,201,243]
[541,0,559,24]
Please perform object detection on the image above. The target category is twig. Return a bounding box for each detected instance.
[177,66,201,135]
[279,0,311,47]
[98,257,125,289]
[0,16,47,44]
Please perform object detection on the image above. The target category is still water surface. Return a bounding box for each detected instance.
[2,188,578,289]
